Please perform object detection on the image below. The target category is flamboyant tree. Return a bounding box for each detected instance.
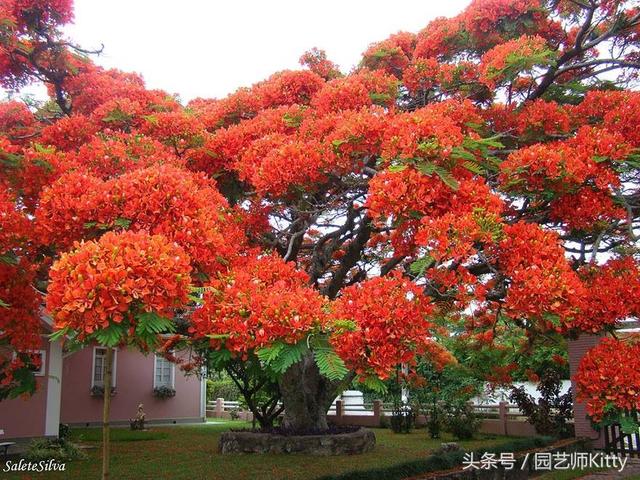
[2,0,640,434]
[46,230,193,479]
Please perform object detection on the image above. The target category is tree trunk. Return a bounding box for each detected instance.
[278,353,350,432]
[101,348,113,480]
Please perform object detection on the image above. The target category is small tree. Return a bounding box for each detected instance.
[206,352,284,430]
[47,231,192,480]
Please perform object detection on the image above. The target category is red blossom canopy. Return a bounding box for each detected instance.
[1,0,640,416]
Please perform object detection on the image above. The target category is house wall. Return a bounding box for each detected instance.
[60,346,204,425]
[0,338,57,440]
[568,333,604,448]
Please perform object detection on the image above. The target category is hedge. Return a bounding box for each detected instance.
[314,436,555,480]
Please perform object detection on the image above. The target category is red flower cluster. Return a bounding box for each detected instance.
[573,258,640,332]
[8,0,73,28]
[37,165,244,275]
[190,254,325,354]
[46,230,192,337]
[360,32,416,77]
[496,222,585,331]
[0,186,30,252]
[331,275,434,379]
[516,100,571,137]
[479,35,552,87]
[500,142,618,195]
[310,70,398,115]
[299,48,341,80]
[549,187,626,232]
[380,106,465,163]
[575,337,640,422]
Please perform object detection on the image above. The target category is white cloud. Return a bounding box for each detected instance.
[64,0,471,102]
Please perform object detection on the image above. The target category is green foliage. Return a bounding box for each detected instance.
[315,436,554,480]
[442,402,482,440]
[0,251,19,265]
[489,48,556,84]
[207,348,233,370]
[269,342,307,373]
[0,360,37,400]
[102,107,135,124]
[313,346,349,381]
[255,342,286,365]
[134,312,176,348]
[309,335,349,381]
[600,405,640,435]
[619,415,640,435]
[444,321,570,383]
[409,256,434,278]
[359,376,387,395]
[206,377,241,402]
[256,337,348,381]
[25,438,87,462]
[94,322,127,347]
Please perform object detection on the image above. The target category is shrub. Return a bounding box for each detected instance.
[314,436,555,480]
[425,404,443,439]
[442,402,481,440]
[58,423,70,440]
[25,438,87,462]
[389,402,415,433]
[509,369,574,438]
[206,378,241,402]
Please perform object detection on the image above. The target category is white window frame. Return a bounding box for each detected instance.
[91,347,117,388]
[153,354,175,389]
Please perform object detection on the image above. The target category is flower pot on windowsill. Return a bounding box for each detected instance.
[90,385,116,397]
[152,386,176,399]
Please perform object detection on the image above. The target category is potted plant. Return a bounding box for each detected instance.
[152,386,176,399]
[90,385,116,397]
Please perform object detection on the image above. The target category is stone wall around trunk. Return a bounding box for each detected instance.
[219,427,376,455]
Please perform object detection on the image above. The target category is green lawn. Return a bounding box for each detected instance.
[534,467,605,479]
[3,421,510,480]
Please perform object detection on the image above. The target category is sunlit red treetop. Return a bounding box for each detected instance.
[1,0,640,426]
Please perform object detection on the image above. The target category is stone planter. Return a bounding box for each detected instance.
[219,427,376,455]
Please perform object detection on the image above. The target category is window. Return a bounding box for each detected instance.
[154,355,175,388]
[92,347,116,387]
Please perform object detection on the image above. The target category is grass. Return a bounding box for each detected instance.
[2,421,510,480]
[71,428,170,442]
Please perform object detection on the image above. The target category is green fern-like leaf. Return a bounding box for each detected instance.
[256,342,286,365]
[360,376,387,394]
[434,166,459,190]
[270,342,307,374]
[136,312,175,335]
[313,346,348,381]
[208,349,232,369]
[462,160,485,175]
[94,323,126,347]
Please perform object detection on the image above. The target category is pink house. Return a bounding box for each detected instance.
[0,326,206,441]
